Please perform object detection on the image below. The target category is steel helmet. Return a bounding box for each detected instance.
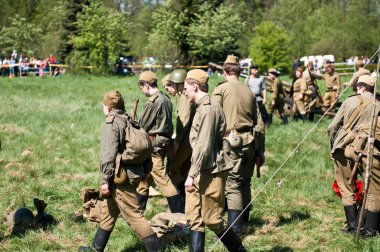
[169,69,187,84]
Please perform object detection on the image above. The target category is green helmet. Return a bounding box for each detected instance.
[169,69,187,84]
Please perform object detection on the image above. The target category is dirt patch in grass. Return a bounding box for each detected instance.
[0,124,28,134]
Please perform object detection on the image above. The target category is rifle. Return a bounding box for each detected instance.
[348,152,363,185]
[355,46,380,243]
[131,98,139,121]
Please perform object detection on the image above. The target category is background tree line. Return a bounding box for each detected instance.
[0,0,379,74]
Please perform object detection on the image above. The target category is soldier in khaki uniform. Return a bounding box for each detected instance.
[327,75,380,234]
[267,68,288,125]
[292,67,307,122]
[344,60,371,90]
[183,69,246,252]
[322,64,340,112]
[80,91,159,252]
[212,55,265,236]
[162,69,196,211]
[302,62,323,121]
[136,71,183,213]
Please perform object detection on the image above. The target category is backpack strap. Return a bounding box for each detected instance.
[343,96,372,131]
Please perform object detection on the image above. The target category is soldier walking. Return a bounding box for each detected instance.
[267,68,288,125]
[322,64,341,112]
[80,91,159,252]
[136,71,183,213]
[292,67,307,122]
[212,55,265,235]
[183,69,246,252]
[302,62,323,121]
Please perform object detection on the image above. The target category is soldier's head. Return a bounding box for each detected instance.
[165,69,187,96]
[139,71,158,97]
[356,75,376,94]
[268,68,279,79]
[161,74,175,96]
[250,65,259,77]
[295,67,303,78]
[223,55,241,79]
[326,64,334,74]
[355,60,364,70]
[307,61,314,70]
[184,69,209,103]
[102,90,125,116]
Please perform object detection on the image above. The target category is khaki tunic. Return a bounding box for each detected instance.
[344,68,371,87]
[212,79,265,210]
[322,72,340,109]
[302,69,323,111]
[99,110,154,238]
[267,77,285,114]
[185,95,232,233]
[137,91,178,197]
[168,93,196,186]
[327,92,380,206]
[292,78,307,115]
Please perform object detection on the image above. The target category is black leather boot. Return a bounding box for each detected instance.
[281,114,288,125]
[167,194,184,213]
[268,113,273,126]
[136,192,149,211]
[228,210,243,236]
[308,112,314,121]
[299,114,306,122]
[217,227,247,252]
[341,205,357,234]
[79,228,111,252]
[142,233,161,252]
[364,211,380,237]
[189,230,205,252]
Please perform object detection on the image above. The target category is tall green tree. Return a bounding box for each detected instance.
[69,0,129,74]
[249,21,291,72]
[0,14,41,55]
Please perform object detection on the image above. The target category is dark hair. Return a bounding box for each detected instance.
[139,80,158,88]
[186,78,208,92]
[357,82,374,93]
[223,63,241,76]
[250,65,259,70]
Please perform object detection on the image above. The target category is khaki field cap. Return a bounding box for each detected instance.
[224,55,239,65]
[103,90,125,109]
[296,67,303,72]
[139,71,157,83]
[161,74,170,87]
[186,69,209,84]
[268,68,279,75]
[358,75,376,87]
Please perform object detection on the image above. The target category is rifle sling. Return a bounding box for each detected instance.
[343,96,372,131]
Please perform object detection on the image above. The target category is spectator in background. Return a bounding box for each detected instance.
[292,56,302,73]
[49,54,56,76]
[39,58,47,77]
[2,58,9,77]
[9,56,16,77]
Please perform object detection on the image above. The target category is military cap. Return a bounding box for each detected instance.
[169,69,187,83]
[224,55,239,65]
[139,71,157,83]
[357,75,376,87]
[103,90,125,109]
[161,74,170,87]
[268,68,280,75]
[186,69,209,84]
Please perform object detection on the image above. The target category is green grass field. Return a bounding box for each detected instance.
[1,74,380,251]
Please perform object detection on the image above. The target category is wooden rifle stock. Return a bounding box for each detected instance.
[348,153,363,185]
[131,98,139,121]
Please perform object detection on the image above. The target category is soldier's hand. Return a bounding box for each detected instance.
[271,100,275,105]
[185,176,194,192]
[101,184,111,197]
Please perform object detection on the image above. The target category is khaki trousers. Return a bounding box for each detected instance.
[225,143,255,210]
[185,170,229,234]
[361,157,380,212]
[100,177,155,239]
[137,151,178,197]
[167,146,192,186]
[323,91,337,109]
[293,97,306,115]
[333,149,356,206]
[267,98,285,114]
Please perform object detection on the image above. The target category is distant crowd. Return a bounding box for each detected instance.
[0,50,65,78]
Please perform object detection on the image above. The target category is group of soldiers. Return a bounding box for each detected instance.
[245,60,347,125]
[80,55,265,252]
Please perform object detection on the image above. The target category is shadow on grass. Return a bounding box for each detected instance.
[121,237,188,252]
[278,211,310,226]
[268,246,294,252]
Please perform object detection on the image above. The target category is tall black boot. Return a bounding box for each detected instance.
[308,112,314,121]
[299,114,306,122]
[242,206,251,234]
[189,230,205,252]
[167,194,184,213]
[217,227,247,252]
[136,192,149,211]
[228,210,243,236]
[364,211,380,237]
[79,228,112,252]
[341,205,357,234]
[142,233,161,252]
[281,114,288,125]
[268,113,273,126]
